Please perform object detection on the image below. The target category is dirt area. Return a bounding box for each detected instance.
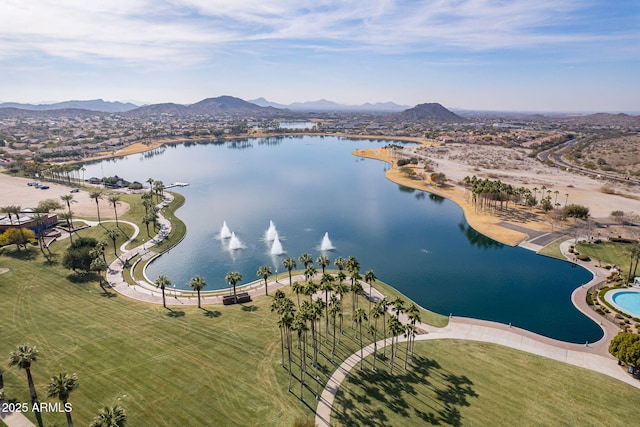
[0,172,130,218]
[356,143,640,245]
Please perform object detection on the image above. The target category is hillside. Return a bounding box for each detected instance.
[126,96,283,117]
[397,103,465,123]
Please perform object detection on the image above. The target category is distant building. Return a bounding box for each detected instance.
[0,211,58,234]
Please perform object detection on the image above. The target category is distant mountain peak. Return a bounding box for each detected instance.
[398,102,464,123]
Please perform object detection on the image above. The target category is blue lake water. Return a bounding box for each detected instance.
[83,136,601,343]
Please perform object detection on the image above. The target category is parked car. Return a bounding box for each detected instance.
[39,185,49,190]
[70,188,79,193]
[27,181,38,186]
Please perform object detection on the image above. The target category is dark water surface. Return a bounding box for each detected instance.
[83,136,600,343]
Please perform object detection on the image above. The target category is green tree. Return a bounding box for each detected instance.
[354,308,368,370]
[62,237,98,273]
[89,191,103,223]
[105,229,120,257]
[8,344,43,427]
[225,271,243,303]
[298,252,313,268]
[364,269,377,319]
[319,273,335,339]
[46,372,78,427]
[154,274,171,308]
[256,265,273,296]
[291,281,304,307]
[282,257,297,287]
[108,195,121,226]
[90,405,127,427]
[189,275,207,309]
[316,255,330,274]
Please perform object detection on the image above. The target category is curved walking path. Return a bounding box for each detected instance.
[315,236,635,426]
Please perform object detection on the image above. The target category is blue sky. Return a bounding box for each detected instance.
[1,0,638,112]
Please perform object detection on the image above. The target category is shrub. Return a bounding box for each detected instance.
[576,254,591,262]
[397,159,410,167]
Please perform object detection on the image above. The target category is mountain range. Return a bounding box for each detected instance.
[0,99,138,113]
[249,98,410,112]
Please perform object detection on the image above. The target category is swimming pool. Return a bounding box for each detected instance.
[609,290,640,318]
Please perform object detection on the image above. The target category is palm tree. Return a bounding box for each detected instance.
[89,191,103,223]
[59,211,75,243]
[304,279,318,302]
[292,311,309,401]
[304,264,317,281]
[90,405,127,427]
[388,316,403,374]
[627,243,640,283]
[328,294,340,361]
[316,255,330,274]
[46,372,78,427]
[8,345,43,426]
[225,271,243,302]
[90,258,108,289]
[108,195,121,226]
[153,180,164,202]
[354,308,368,370]
[256,265,273,296]
[364,269,377,319]
[60,194,77,216]
[1,205,26,250]
[298,252,313,268]
[105,229,120,256]
[291,281,304,307]
[377,297,389,357]
[406,304,421,358]
[346,255,361,276]
[189,275,207,309]
[369,304,383,370]
[403,324,416,369]
[154,274,171,308]
[333,281,350,336]
[319,273,335,339]
[282,257,297,287]
[146,177,154,193]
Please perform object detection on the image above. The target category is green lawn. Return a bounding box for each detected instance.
[333,340,640,426]
[577,241,636,279]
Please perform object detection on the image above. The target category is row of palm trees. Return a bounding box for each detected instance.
[463,175,569,213]
[6,344,127,427]
[267,254,423,400]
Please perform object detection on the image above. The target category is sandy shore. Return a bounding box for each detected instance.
[355,144,640,245]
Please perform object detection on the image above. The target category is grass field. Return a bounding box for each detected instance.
[333,340,640,426]
[2,191,640,426]
[576,240,636,280]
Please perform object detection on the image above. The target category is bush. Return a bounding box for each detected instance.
[128,182,144,190]
[397,159,410,167]
[576,254,591,262]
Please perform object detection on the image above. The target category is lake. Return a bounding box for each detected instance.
[83,136,600,343]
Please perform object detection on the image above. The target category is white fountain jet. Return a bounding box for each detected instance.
[320,232,335,251]
[220,221,232,239]
[265,220,278,241]
[270,232,284,255]
[229,232,244,250]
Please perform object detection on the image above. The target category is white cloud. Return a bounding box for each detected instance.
[0,0,636,64]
